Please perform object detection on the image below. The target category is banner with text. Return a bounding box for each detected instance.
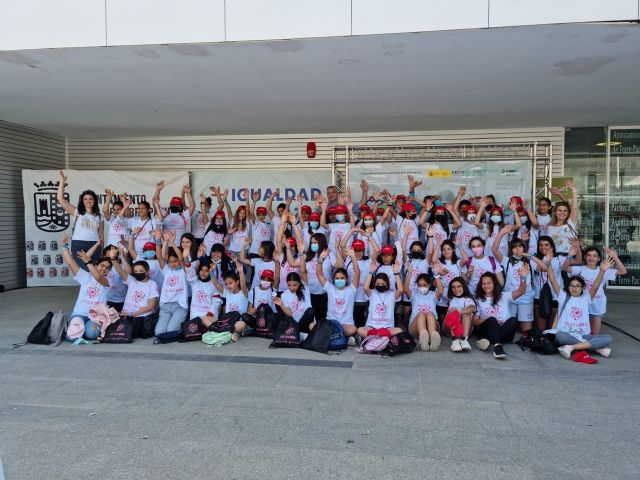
[22,169,189,287]
[348,160,533,207]
[189,169,332,210]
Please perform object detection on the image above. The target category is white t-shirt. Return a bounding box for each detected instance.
[250,258,276,290]
[250,221,272,254]
[123,276,159,317]
[302,225,327,250]
[395,216,420,253]
[188,277,222,320]
[277,255,300,292]
[537,214,551,237]
[456,220,481,257]
[324,282,357,325]
[228,222,250,252]
[449,296,476,313]
[105,216,129,246]
[345,257,370,303]
[546,220,577,254]
[163,210,191,239]
[203,230,226,255]
[105,268,127,303]
[501,258,534,304]
[248,285,276,310]
[192,210,210,239]
[72,212,101,242]
[71,269,109,316]
[476,292,515,323]
[222,288,248,314]
[437,260,462,307]
[160,265,190,308]
[304,255,333,295]
[134,255,163,294]
[327,223,352,252]
[372,264,398,293]
[365,290,396,328]
[484,225,509,259]
[130,216,158,255]
[556,291,591,337]
[368,223,388,256]
[570,266,617,315]
[409,289,438,323]
[465,256,503,295]
[280,289,312,322]
[429,222,450,246]
[404,258,430,300]
[533,256,564,301]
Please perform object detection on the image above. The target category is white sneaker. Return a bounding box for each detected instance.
[450,339,462,352]
[429,331,441,352]
[558,345,572,359]
[476,338,490,351]
[460,337,472,351]
[348,336,356,347]
[596,347,611,358]
[419,331,430,352]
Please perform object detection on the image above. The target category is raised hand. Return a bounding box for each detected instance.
[388,226,397,238]
[457,186,467,197]
[155,180,165,191]
[199,193,207,203]
[549,186,560,195]
[77,250,90,263]
[408,175,423,190]
[425,198,434,211]
[345,248,356,258]
[565,179,576,191]
[272,189,280,199]
[252,191,260,202]
[319,248,330,261]
[285,195,293,207]
[183,184,191,194]
[296,193,304,203]
[105,188,114,197]
[62,232,69,244]
[243,187,249,199]
[58,170,67,183]
[499,225,512,236]
[604,246,619,260]
[392,260,402,275]
[600,258,614,271]
[210,186,219,195]
[518,262,530,277]
[402,222,412,237]
[372,191,380,202]
[360,179,369,192]
[520,230,530,242]
[221,189,229,202]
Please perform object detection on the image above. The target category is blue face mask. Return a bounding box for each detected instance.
[309,221,319,229]
[334,279,346,289]
[336,214,345,222]
[310,244,319,253]
[490,215,502,223]
[142,251,155,260]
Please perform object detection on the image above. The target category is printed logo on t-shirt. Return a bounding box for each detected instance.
[335,297,346,311]
[285,327,295,335]
[188,323,197,333]
[86,284,99,298]
[196,290,207,302]
[418,303,432,313]
[167,275,179,287]
[512,269,521,282]
[443,270,456,283]
[485,304,500,317]
[334,231,344,243]
[375,303,388,314]
[228,303,239,312]
[475,267,487,278]
[133,289,146,304]
[117,323,125,332]
[290,299,300,313]
[462,230,473,244]
[570,306,583,320]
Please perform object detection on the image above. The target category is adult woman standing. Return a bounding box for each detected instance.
[56,170,103,270]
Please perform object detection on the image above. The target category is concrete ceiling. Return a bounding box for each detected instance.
[0,22,639,137]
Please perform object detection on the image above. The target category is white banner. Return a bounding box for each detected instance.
[190,169,332,209]
[348,160,533,207]
[22,169,189,287]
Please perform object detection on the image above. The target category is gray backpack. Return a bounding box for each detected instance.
[48,309,68,346]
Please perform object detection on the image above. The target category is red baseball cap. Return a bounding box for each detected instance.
[214,210,225,218]
[396,194,406,201]
[434,205,446,213]
[510,196,523,206]
[328,207,337,215]
[380,245,394,255]
[309,212,320,221]
[143,242,156,252]
[170,197,183,207]
[401,202,416,212]
[462,205,477,213]
[301,205,312,213]
[260,269,274,280]
[335,205,348,214]
[352,239,366,251]
[287,236,297,248]
[516,207,527,215]
[359,204,371,213]
[490,206,504,215]
[256,206,267,215]
[362,212,375,220]
[376,208,385,216]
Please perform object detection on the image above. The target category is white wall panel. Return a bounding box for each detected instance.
[490,0,639,27]
[353,0,488,35]
[0,121,65,290]
[226,0,351,41]
[106,0,225,46]
[0,0,106,50]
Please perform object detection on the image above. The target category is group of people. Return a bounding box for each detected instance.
[56,170,627,362]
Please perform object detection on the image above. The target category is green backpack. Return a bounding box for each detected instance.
[202,331,232,346]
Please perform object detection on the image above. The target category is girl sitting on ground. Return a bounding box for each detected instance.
[274,272,316,334]
[445,277,476,352]
[357,263,404,339]
[404,264,445,352]
[212,257,249,341]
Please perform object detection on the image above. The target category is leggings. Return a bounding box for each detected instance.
[310,293,328,322]
[353,302,368,328]
[476,317,519,345]
[555,331,612,350]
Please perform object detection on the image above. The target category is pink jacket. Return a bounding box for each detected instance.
[88,304,120,338]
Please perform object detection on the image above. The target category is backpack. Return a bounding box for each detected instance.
[48,309,69,346]
[358,335,389,354]
[538,282,554,321]
[250,304,277,339]
[210,311,241,333]
[101,317,134,343]
[180,317,203,342]
[269,316,301,348]
[301,319,333,354]
[202,331,232,346]
[386,332,417,356]
[327,320,348,351]
[66,317,85,341]
[516,331,557,355]
[154,331,181,344]
[27,311,53,345]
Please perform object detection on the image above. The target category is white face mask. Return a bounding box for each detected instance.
[309,221,319,229]
[467,214,476,222]
[490,215,502,223]
[520,216,528,223]
[364,219,374,226]
[260,280,271,289]
[418,286,429,295]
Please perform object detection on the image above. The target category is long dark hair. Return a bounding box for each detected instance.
[204,212,228,237]
[428,210,450,236]
[232,207,248,231]
[260,241,275,261]
[306,232,327,260]
[77,190,101,216]
[535,235,557,260]
[209,243,237,277]
[476,272,502,306]
[439,240,459,264]
[180,233,198,262]
[447,276,473,301]
[286,272,305,301]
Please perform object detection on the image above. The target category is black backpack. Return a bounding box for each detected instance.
[101,317,134,343]
[27,311,53,345]
[210,311,241,333]
[248,304,277,338]
[180,317,203,342]
[516,331,557,355]
[386,332,417,356]
[301,319,333,354]
[269,316,301,348]
[538,282,554,321]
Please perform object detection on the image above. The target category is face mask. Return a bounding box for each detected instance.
[364,219,374,226]
[435,214,445,221]
[520,216,528,223]
[260,280,271,289]
[171,265,182,271]
[309,221,319,229]
[490,215,502,223]
[215,220,224,226]
[132,272,147,281]
[375,285,387,293]
[467,214,476,222]
[336,214,345,222]
[411,251,423,259]
[310,244,319,253]
[471,246,484,256]
[212,257,222,264]
[334,279,346,289]
[142,251,155,260]
[418,286,429,295]
[169,206,180,214]
[198,274,210,283]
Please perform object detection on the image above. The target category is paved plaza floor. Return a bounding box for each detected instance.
[1,287,639,479]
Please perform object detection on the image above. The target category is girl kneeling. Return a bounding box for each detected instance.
[357,264,404,338]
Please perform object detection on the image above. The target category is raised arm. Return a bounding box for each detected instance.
[249,190,260,223]
[403,262,413,299]
[359,179,369,209]
[392,261,404,300]
[510,263,530,301]
[266,189,279,220]
[220,188,232,220]
[605,247,627,275]
[446,203,462,230]
[103,189,114,220]
[452,186,466,214]
[319,196,329,229]
[56,170,75,216]
[238,238,252,266]
[566,179,578,224]
[234,256,249,296]
[349,248,361,288]
[152,180,165,221]
[61,233,80,276]
[474,199,487,227]
[491,226,513,263]
[199,193,210,225]
[545,262,561,296]
[316,248,330,286]
[589,259,614,300]
[183,184,196,216]
[112,251,129,281]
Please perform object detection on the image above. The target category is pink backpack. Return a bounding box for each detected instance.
[358,335,389,353]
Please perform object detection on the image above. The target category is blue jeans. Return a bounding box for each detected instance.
[155,302,188,335]
[555,331,612,350]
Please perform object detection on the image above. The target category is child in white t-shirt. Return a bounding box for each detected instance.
[445,277,476,352]
[274,272,316,333]
[212,256,249,341]
[187,262,223,329]
[404,263,444,352]
[357,263,404,339]
[111,255,159,321]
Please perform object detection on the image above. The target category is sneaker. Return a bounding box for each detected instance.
[450,338,462,352]
[347,336,356,347]
[429,331,441,352]
[558,345,572,359]
[419,331,430,351]
[476,338,490,351]
[596,347,611,358]
[493,344,507,359]
[460,337,472,352]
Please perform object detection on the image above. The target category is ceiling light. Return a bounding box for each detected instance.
[595,141,622,147]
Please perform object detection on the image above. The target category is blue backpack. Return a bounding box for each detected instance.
[327,320,348,351]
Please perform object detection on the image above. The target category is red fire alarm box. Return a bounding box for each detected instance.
[307,142,316,159]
